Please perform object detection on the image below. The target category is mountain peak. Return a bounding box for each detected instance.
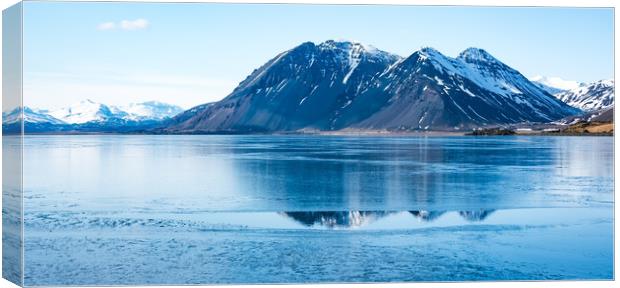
[292,41,316,50]
[418,47,442,57]
[284,40,393,62]
[457,47,498,63]
[317,39,392,60]
[419,46,439,53]
[409,47,450,66]
[319,39,374,51]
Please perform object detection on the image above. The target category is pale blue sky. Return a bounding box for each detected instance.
[22,1,614,109]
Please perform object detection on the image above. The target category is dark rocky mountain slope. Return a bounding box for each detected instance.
[165,40,580,133]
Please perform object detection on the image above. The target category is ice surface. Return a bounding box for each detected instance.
[21,135,613,285]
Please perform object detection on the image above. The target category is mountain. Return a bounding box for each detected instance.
[3,107,65,125]
[530,77,614,112]
[48,99,183,124]
[555,105,613,135]
[158,102,215,128]
[167,40,401,132]
[336,47,579,130]
[49,99,118,124]
[553,79,614,111]
[530,76,584,94]
[554,105,614,126]
[590,106,614,122]
[2,107,67,133]
[117,101,184,121]
[2,100,184,133]
[166,41,580,133]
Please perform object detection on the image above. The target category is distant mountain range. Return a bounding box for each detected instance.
[553,80,614,112]
[2,100,183,133]
[46,99,184,124]
[531,77,614,112]
[3,40,614,134]
[164,40,583,133]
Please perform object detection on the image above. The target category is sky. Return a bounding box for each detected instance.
[22,1,614,110]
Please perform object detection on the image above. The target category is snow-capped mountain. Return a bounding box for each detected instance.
[166,40,579,133]
[3,107,65,125]
[2,100,184,133]
[48,99,183,124]
[167,40,401,132]
[117,101,184,121]
[160,102,215,128]
[530,76,584,94]
[49,99,118,124]
[2,107,68,133]
[341,47,578,130]
[553,79,614,111]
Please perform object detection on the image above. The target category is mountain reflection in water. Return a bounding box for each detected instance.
[281,210,495,228]
[409,210,446,221]
[280,211,394,228]
[458,209,495,222]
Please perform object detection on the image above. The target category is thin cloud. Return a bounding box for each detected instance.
[97,19,149,31]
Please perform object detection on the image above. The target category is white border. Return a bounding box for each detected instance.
[2,0,617,7]
[0,1,617,288]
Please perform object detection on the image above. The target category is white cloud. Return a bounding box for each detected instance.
[97,19,149,31]
[97,22,116,31]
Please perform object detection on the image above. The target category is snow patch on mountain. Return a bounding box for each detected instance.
[317,40,402,85]
[530,76,584,94]
[319,40,401,64]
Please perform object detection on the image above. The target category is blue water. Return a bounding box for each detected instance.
[21,135,613,285]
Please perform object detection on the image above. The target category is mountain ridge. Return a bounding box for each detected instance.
[554,79,614,111]
[165,40,580,133]
[5,41,611,134]
[2,100,184,133]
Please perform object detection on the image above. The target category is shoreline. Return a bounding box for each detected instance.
[7,130,613,137]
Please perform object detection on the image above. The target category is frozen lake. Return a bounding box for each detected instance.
[20,135,613,285]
